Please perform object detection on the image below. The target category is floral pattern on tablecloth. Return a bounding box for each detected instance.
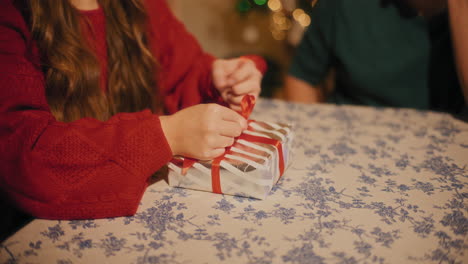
[1,100,467,264]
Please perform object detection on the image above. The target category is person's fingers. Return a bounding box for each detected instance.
[213,59,243,88]
[211,135,235,148]
[218,107,247,129]
[231,80,261,97]
[228,104,242,112]
[223,59,242,74]
[199,148,225,161]
[227,94,244,105]
[217,60,241,77]
[209,148,226,159]
[212,64,228,87]
[227,62,255,85]
[218,121,243,137]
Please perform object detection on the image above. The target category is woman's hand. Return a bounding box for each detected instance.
[212,58,262,111]
[160,104,247,160]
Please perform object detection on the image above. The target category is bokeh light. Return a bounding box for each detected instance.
[297,13,311,27]
[292,8,304,21]
[254,0,268,5]
[267,0,282,12]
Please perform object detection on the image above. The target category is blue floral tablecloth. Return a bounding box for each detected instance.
[1,99,467,264]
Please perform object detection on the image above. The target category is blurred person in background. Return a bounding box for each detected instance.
[285,0,468,115]
[0,0,266,240]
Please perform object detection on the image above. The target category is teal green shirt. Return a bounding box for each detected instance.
[289,0,465,113]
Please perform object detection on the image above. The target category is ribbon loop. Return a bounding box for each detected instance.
[240,94,256,119]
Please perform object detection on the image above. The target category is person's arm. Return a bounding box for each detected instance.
[285,0,335,104]
[146,0,266,114]
[0,1,176,220]
[0,0,247,220]
[285,76,326,103]
[448,0,468,104]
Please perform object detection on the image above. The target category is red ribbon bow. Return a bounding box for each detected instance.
[240,94,256,119]
[181,95,285,194]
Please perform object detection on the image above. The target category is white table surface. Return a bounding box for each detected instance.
[1,99,467,264]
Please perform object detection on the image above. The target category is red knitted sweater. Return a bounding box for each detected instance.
[0,0,267,220]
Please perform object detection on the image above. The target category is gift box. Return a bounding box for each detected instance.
[168,96,293,199]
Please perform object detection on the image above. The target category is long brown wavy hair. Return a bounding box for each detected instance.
[28,0,158,122]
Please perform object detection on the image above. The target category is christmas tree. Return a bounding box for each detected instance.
[236,0,317,46]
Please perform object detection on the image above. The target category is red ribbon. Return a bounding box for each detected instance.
[237,134,284,177]
[210,148,232,194]
[181,157,197,175]
[182,95,256,176]
[181,95,285,194]
[240,94,256,119]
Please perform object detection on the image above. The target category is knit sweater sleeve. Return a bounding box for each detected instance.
[0,1,173,219]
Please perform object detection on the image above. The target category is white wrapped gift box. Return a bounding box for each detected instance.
[168,120,293,199]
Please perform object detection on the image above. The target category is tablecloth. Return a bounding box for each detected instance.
[1,99,467,264]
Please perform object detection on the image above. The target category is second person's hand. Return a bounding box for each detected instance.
[212,58,262,112]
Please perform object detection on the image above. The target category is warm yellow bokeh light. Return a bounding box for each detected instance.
[292,9,305,21]
[268,0,282,12]
[298,13,311,27]
[273,12,286,25]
